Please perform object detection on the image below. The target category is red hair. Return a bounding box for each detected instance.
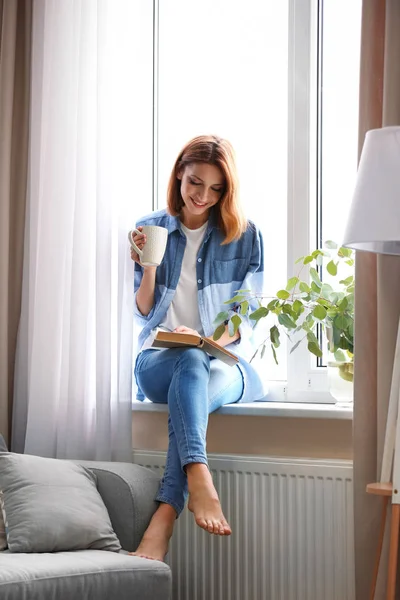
[167,135,247,244]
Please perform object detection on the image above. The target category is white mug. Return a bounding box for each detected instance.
[128,225,168,267]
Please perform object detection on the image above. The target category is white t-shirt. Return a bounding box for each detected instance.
[141,221,207,351]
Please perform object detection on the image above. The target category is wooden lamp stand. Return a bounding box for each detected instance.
[368,319,400,600]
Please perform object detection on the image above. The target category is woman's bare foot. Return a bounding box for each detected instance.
[129,503,176,562]
[186,463,232,536]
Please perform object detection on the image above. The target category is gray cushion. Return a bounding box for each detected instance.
[0,549,171,600]
[0,452,121,553]
[78,461,160,552]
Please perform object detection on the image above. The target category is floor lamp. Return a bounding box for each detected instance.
[343,126,400,600]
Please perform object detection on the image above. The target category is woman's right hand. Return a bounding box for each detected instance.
[130,226,147,265]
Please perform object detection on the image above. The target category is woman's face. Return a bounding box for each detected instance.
[178,163,225,226]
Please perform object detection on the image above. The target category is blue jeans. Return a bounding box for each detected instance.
[135,348,244,516]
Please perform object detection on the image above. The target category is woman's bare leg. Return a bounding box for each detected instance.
[186,463,231,535]
[129,503,176,562]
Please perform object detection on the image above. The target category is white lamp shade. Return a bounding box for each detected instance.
[343,126,400,255]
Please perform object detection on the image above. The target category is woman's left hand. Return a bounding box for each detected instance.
[174,325,201,337]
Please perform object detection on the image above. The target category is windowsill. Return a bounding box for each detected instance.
[132,399,353,420]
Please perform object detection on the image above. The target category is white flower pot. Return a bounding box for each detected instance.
[327,357,353,406]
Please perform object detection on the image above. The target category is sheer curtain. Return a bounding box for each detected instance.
[12,0,151,460]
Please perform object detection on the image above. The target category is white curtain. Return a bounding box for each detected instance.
[12,0,150,460]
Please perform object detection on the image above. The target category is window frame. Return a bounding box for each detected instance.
[285,0,332,401]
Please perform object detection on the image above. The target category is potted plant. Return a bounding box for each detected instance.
[213,241,355,404]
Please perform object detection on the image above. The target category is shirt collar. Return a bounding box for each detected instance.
[166,208,219,236]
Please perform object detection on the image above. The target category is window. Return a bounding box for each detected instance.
[136,0,361,401]
[291,0,361,398]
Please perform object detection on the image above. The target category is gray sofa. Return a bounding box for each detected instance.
[0,460,172,600]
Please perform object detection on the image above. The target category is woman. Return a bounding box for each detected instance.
[130,135,266,562]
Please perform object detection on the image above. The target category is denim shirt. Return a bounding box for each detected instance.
[134,208,267,402]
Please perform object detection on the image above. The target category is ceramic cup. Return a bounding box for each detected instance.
[128,225,168,267]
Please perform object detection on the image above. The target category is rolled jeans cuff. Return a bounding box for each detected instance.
[155,494,185,517]
[181,456,209,471]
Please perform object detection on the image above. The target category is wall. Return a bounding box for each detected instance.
[132,412,353,459]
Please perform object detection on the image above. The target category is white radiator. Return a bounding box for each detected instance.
[133,450,355,600]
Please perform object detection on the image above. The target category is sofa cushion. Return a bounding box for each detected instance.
[0,452,121,553]
[0,436,8,551]
[0,549,171,600]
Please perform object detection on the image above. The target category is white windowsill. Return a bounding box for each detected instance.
[132,399,353,420]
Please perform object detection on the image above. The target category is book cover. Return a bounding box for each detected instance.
[151,331,239,367]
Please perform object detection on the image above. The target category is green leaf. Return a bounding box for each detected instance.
[311,249,324,258]
[277,289,290,300]
[313,305,327,320]
[240,301,249,316]
[213,324,226,341]
[345,259,355,266]
[304,255,314,265]
[308,341,323,358]
[339,276,354,286]
[325,240,338,249]
[334,349,347,362]
[316,297,330,307]
[332,326,341,351]
[282,304,294,315]
[249,306,269,321]
[338,297,348,312]
[292,299,304,314]
[309,268,321,287]
[334,314,350,330]
[326,260,338,276]
[271,344,278,364]
[261,344,267,359]
[278,313,297,329]
[307,331,319,346]
[267,299,280,310]
[290,340,302,354]
[299,282,311,293]
[213,311,229,325]
[286,276,299,291]
[228,319,235,337]
[230,314,242,335]
[338,246,352,258]
[295,256,305,264]
[234,289,251,293]
[311,282,321,294]
[270,325,280,347]
[321,283,333,298]
[223,294,245,305]
[328,292,339,305]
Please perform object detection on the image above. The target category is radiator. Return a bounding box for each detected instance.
[132,450,355,600]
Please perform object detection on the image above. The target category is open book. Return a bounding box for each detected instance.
[151,331,239,367]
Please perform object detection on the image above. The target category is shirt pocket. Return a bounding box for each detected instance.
[212,258,248,284]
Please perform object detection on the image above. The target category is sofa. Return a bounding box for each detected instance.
[0,448,172,600]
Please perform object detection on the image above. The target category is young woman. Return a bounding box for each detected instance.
[130,135,266,562]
